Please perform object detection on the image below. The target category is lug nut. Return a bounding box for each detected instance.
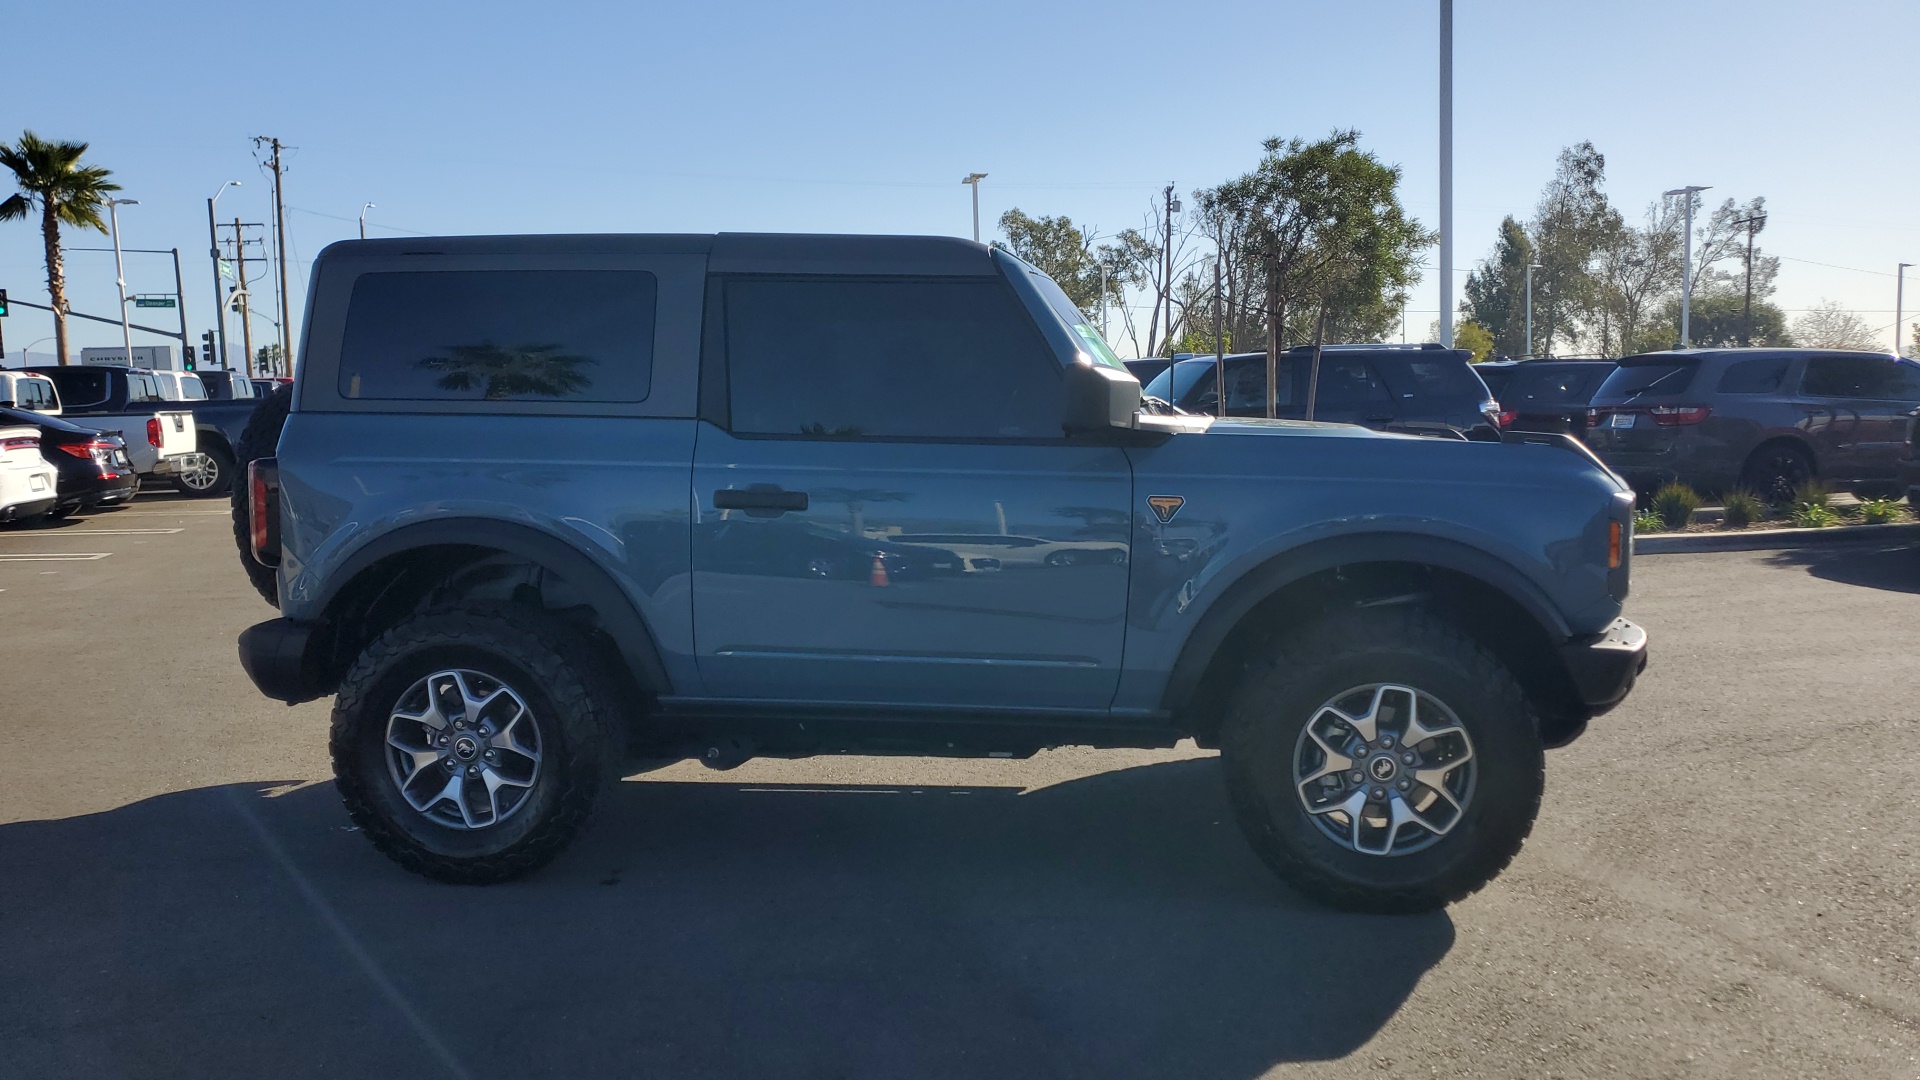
[1370,787,1387,800]
[437,735,448,746]
[1402,753,1415,764]
[1349,770,1365,783]
[1398,779,1411,791]
[484,750,497,762]
[1353,746,1368,758]
[466,766,480,777]
[1380,736,1394,748]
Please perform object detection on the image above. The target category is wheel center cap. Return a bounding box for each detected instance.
[450,734,481,762]
[1368,754,1398,782]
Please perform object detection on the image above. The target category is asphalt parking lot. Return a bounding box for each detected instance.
[1,495,1916,1079]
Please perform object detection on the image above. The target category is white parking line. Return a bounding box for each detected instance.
[0,528,185,536]
[0,553,112,561]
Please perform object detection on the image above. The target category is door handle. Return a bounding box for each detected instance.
[714,485,808,517]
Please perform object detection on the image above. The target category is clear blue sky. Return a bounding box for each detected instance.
[4,0,1917,361]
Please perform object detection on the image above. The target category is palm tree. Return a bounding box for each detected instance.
[0,131,120,365]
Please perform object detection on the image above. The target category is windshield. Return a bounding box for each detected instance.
[1021,263,1129,372]
[1597,359,1699,401]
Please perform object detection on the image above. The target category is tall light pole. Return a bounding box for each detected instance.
[360,202,376,240]
[1663,185,1710,346]
[106,198,140,366]
[961,173,987,242]
[1438,0,1454,349]
[1897,263,1912,357]
[1525,262,1542,358]
[208,181,240,371]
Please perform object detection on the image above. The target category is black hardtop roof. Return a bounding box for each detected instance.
[314,232,997,276]
[1169,344,1468,365]
[1477,357,1617,370]
[1617,347,1901,365]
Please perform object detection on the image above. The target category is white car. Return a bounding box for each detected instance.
[0,371,61,415]
[0,424,59,524]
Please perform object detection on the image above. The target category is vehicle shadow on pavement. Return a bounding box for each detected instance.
[0,757,1451,1080]
[1763,541,1920,594]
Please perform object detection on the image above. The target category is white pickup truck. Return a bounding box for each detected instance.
[22,366,197,479]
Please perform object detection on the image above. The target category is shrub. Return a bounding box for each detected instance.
[1860,497,1903,525]
[1791,502,1841,528]
[1633,509,1665,534]
[1720,488,1765,529]
[1650,482,1701,531]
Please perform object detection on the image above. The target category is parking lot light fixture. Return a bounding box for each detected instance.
[1898,263,1912,356]
[1662,185,1710,346]
[360,202,376,241]
[962,173,987,242]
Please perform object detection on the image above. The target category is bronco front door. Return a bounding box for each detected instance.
[689,274,1132,710]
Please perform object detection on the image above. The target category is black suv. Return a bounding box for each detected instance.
[1583,348,1920,498]
[1141,345,1500,439]
[1475,359,1616,436]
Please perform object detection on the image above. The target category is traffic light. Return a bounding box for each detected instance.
[201,330,215,369]
[182,344,197,371]
[0,289,9,317]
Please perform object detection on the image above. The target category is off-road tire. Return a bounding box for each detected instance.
[1220,607,1545,914]
[175,446,235,498]
[331,604,619,884]
[230,385,292,606]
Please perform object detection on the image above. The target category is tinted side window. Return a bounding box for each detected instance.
[724,278,1060,439]
[126,374,163,404]
[1802,357,1903,398]
[338,270,657,402]
[46,369,109,407]
[1310,357,1394,411]
[1716,357,1791,394]
[1382,357,1485,403]
[1893,362,1920,400]
[181,377,208,400]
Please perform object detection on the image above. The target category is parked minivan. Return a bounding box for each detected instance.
[1583,348,1920,499]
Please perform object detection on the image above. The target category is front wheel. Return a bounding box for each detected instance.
[331,604,619,883]
[1221,608,1545,913]
[1741,442,1813,505]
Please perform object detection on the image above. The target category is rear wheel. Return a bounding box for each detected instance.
[174,446,234,498]
[1220,608,1544,913]
[1741,442,1813,504]
[331,604,618,884]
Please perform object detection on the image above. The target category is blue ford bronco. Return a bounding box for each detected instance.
[233,233,1646,912]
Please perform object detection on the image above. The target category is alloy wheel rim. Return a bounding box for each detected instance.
[177,453,219,490]
[385,668,543,830]
[1292,683,1476,857]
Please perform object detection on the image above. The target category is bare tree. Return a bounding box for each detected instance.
[1791,300,1881,350]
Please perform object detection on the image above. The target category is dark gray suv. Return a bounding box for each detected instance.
[1583,348,1920,499]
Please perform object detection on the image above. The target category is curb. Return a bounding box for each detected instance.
[1634,521,1920,554]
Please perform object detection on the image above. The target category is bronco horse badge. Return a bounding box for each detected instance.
[1147,495,1185,524]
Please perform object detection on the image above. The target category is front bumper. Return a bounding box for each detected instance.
[1559,617,1648,715]
[237,618,331,704]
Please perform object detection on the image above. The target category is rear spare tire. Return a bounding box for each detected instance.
[230,385,292,606]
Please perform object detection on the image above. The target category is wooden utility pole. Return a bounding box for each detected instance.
[1732,212,1765,346]
[255,136,292,376]
[232,218,255,373]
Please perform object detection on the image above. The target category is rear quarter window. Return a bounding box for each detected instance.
[1715,356,1792,394]
[1382,356,1487,403]
[337,270,658,402]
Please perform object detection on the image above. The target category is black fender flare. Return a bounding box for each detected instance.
[1159,532,1571,714]
[314,517,673,694]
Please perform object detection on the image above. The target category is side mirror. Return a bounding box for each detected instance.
[1063,362,1142,434]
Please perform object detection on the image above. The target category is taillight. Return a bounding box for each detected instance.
[1497,409,1517,428]
[1,435,39,452]
[56,443,95,458]
[1647,405,1711,426]
[146,417,163,447]
[249,458,280,567]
